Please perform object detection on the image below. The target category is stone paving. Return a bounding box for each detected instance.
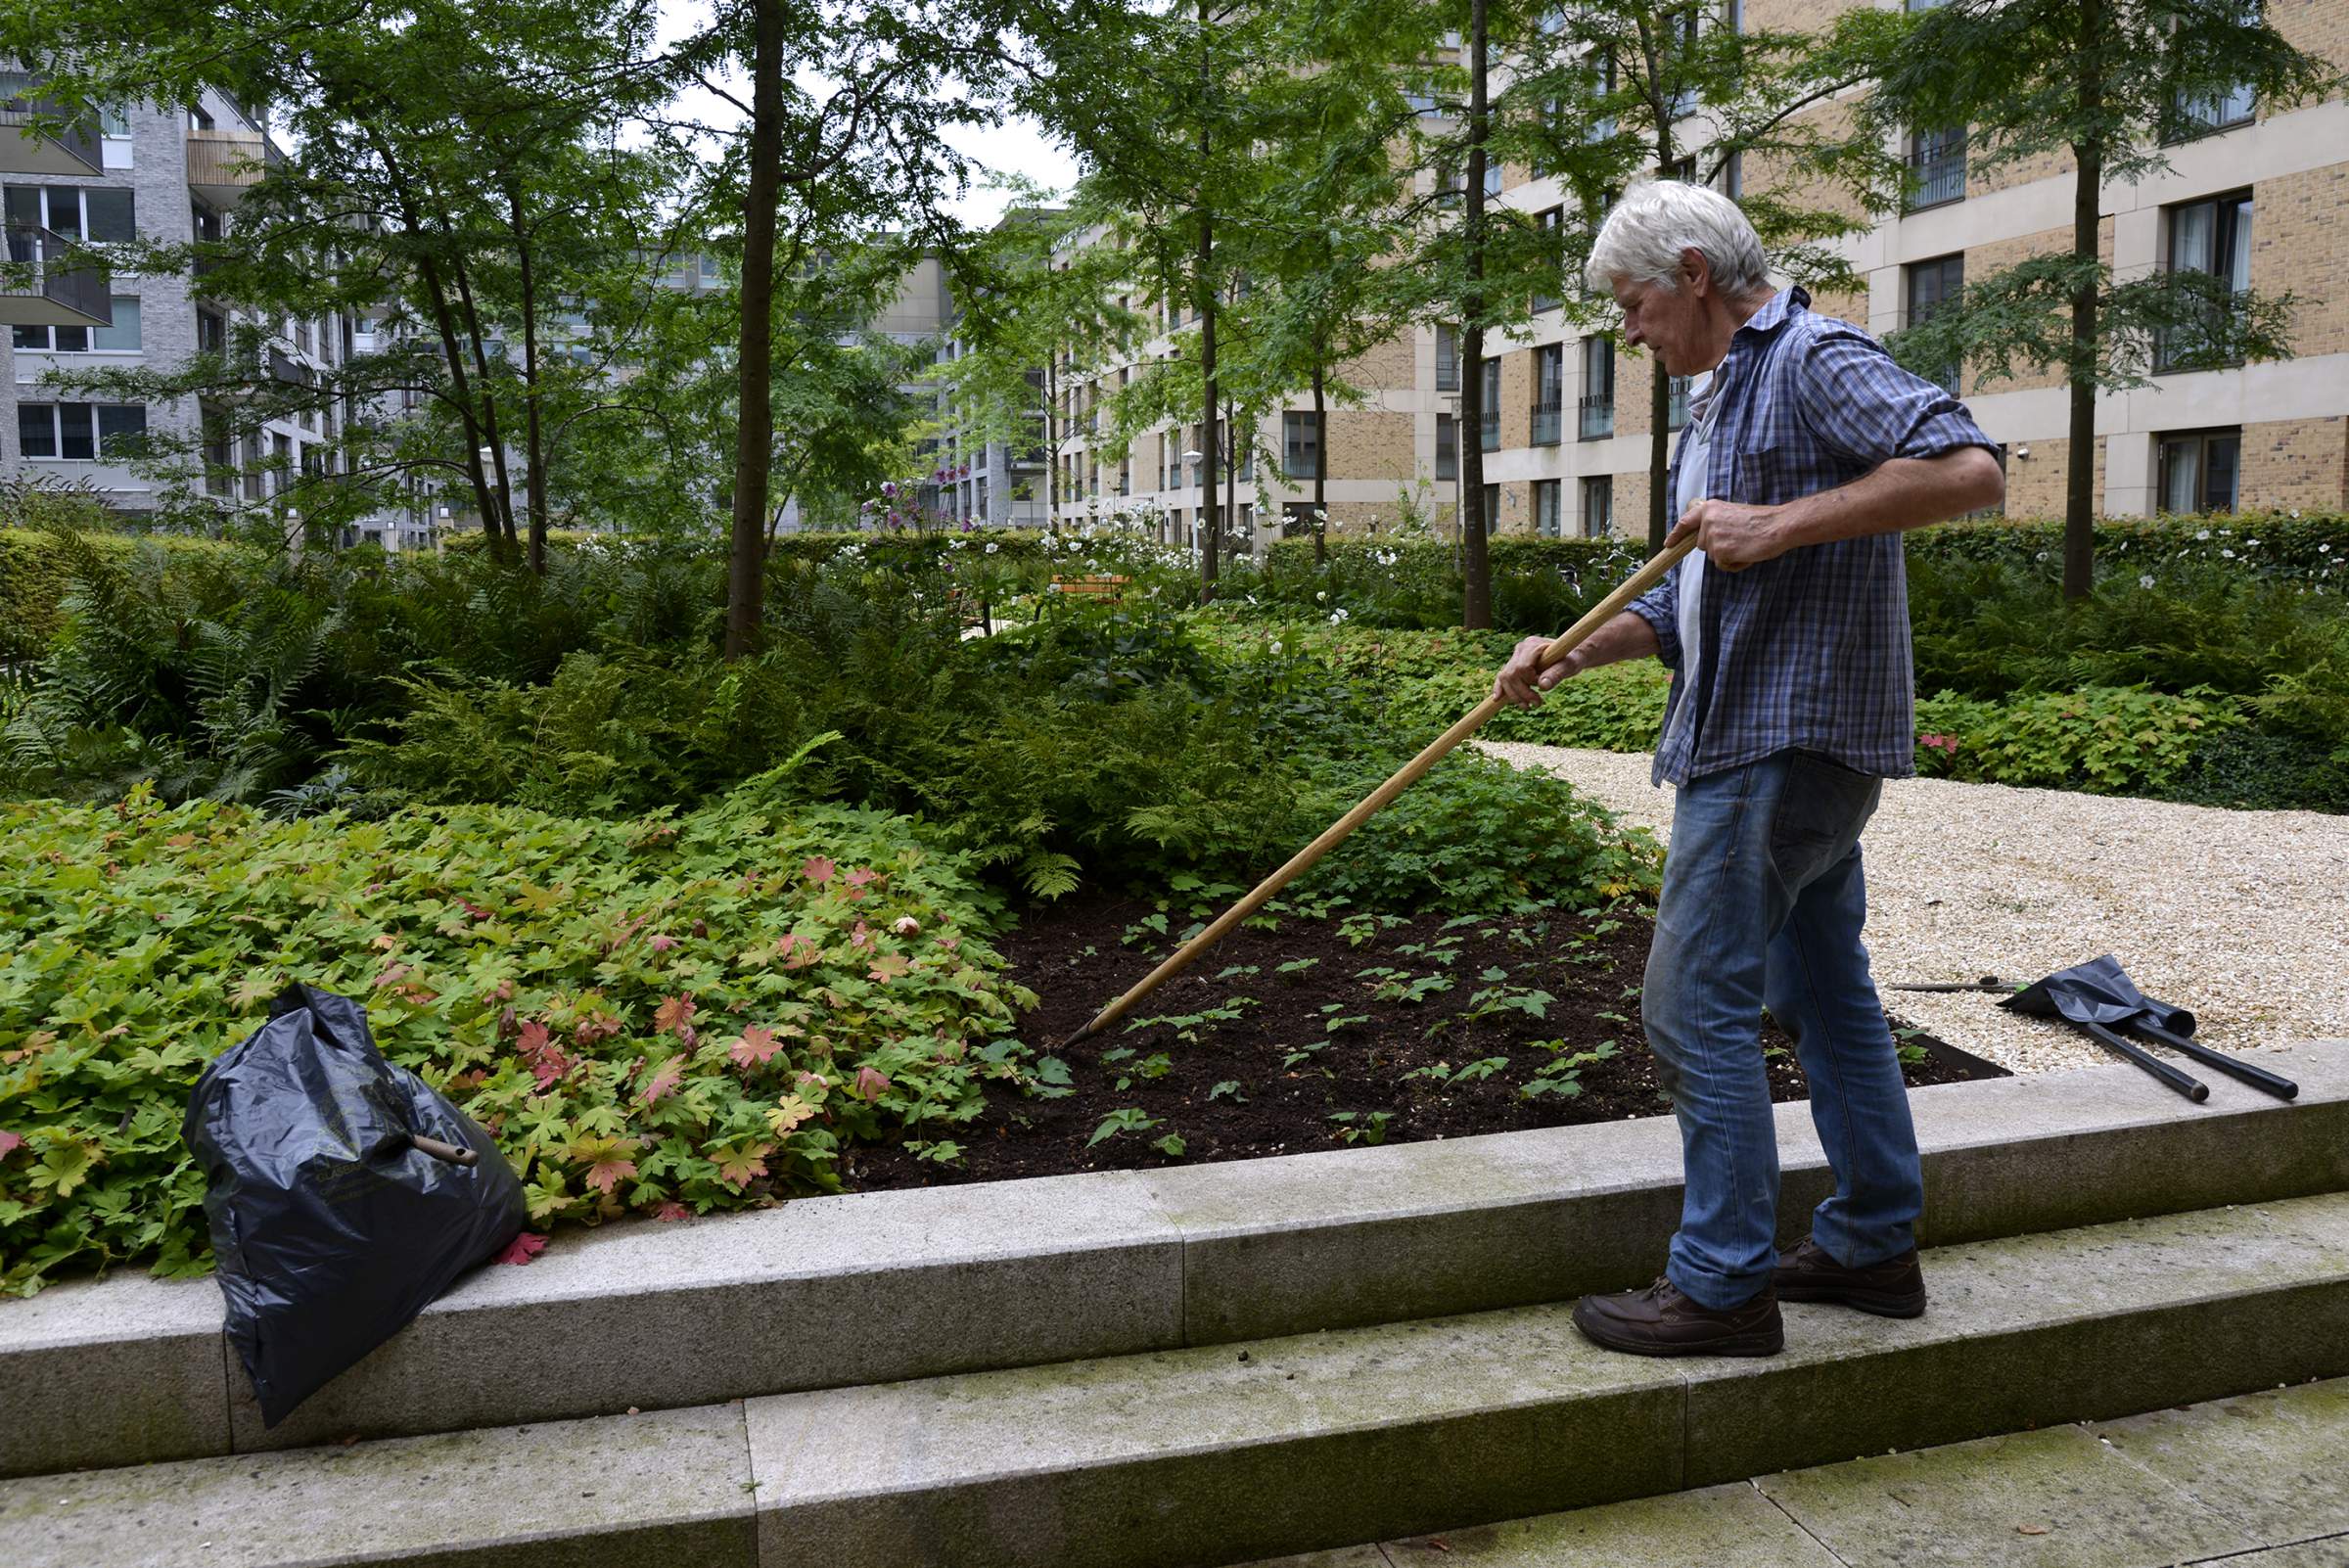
[1258,1375,2349,1568]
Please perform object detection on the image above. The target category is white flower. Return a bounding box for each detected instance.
[1315,590,1328,602]
[1328,609,1349,625]
[986,541,998,554]
[1269,640,1283,655]
[2140,574,2155,589]
[2195,530,2211,540]
[2322,543,2333,554]
[2222,548,2236,558]
[894,916,921,936]
[2246,538,2260,547]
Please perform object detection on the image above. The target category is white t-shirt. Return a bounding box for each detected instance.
[1669,370,1721,738]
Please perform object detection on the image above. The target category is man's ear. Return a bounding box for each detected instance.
[1681,248,1711,299]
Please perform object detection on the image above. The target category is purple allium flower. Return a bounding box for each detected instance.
[881,481,898,499]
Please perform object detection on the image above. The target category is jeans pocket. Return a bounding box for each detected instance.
[1769,751,1882,891]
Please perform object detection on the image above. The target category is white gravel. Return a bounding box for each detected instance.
[1476,741,2349,1074]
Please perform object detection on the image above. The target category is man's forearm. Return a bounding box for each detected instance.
[1565,610,1661,671]
[1778,447,2004,550]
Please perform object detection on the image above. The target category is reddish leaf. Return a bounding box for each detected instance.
[866,954,911,984]
[0,1130,21,1159]
[374,962,411,990]
[801,855,837,885]
[775,932,820,970]
[653,1201,691,1222]
[845,866,879,890]
[492,1232,548,1267]
[517,1019,550,1053]
[729,1025,784,1070]
[937,934,959,952]
[584,1155,638,1196]
[648,933,677,951]
[714,1140,774,1188]
[849,920,874,951]
[854,1066,892,1102]
[639,1058,684,1106]
[653,993,697,1036]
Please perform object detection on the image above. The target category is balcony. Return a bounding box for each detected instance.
[1,223,111,328]
[0,93,103,176]
[1531,398,1562,446]
[1904,137,1966,211]
[268,346,316,385]
[187,128,279,206]
[1579,393,1614,440]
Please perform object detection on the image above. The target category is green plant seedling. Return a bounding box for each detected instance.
[1029,1056,1075,1099]
[1086,1107,1162,1148]
[1275,956,1320,983]
[1152,1132,1187,1158]
[1327,1110,1394,1146]
[1209,1079,1247,1103]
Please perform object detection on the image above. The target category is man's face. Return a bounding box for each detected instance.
[1610,255,1718,377]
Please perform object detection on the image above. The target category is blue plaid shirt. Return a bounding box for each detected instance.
[1627,287,1997,786]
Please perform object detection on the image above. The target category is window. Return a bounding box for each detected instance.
[13,321,85,352]
[1904,254,1964,394]
[203,409,233,497]
[2159,190,2252,372]
[1281,500,1319,536]
[2167,0,2258,139]
[2,184,135,242]
[1721,150,1743,201]
[1437,412,1458,481]
[1481,482,1500,535]
[1579,337,1615,438]
[1282,410,1322,480]
[1482,156,1502,198]
[98,105,132,170]
[198,310,227,355]
[16,401,142,459]
[1532,208,1565,313]
[1233,421,1254,481]
[1581,475,1614,537]
[1668,374,1691,431]
[1587,51,1618,143]
[1436,324,1459,392]
[2157,429,2240,514]
[1532,343,1564,445]
[1480,357,1500,450]
[1666,8,1700,120]
[1906,126,1966,210]
[91,295,139,350]
[1533,478,1563,537]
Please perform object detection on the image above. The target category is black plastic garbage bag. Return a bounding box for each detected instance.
[1999,953,2198,1036]
[182,984,526,1426]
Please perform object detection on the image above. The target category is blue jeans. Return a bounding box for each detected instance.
[1643,750,1923,1310]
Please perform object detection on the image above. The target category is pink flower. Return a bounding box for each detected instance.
[850,919,874,950]
[648,933,677,951]
[854,1066,892,1101]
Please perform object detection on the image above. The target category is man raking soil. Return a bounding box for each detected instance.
[1494,183,2003,1355]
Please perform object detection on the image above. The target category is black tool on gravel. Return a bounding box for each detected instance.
[1996,954,2297,1103]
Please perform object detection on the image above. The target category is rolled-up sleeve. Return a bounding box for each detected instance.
[1628,573,1681,671]
[1796,329,1999,470]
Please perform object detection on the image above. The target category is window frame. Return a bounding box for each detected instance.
[2155,427,2242,515]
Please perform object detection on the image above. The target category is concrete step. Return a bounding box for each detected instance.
[15,1190,2345,1568]
[1241,1374,2349,1568]
[3,1041,2341,1479]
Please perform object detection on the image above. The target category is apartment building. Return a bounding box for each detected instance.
[1,77,425,545]
[1022,0,2347,546]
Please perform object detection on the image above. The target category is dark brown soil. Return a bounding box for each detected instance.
[845,893,1990,1192]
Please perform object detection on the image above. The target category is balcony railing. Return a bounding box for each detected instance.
[1531,398,1563,446]
[1905,140,1966,210]
[1579,394,1614,440]
[187,128,280,206]
[0,94,103,176]
[1,223,111,328]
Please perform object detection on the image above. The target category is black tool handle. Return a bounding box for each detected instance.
[2082,1021,2208,1103]
[2129,1022,2298,1101]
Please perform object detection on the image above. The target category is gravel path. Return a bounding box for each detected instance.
[1477,741,2349,1074]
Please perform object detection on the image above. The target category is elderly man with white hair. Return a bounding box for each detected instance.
[1493,180,2004,1357]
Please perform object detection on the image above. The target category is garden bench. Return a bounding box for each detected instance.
[1050,573,1128,604]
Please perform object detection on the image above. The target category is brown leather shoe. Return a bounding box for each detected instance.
[1772,1237,1927,1318]
[1571,1275,1784,1358]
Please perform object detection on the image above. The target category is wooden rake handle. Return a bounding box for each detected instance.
[1061,536,1698,1047]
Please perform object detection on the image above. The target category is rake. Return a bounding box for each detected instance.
[1059,536,1699,1050]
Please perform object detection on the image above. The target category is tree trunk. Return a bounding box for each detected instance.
[1312,360,1328,569]
[1459,0,1492,629]
[727,0,785,660]
[2063,0,2104,601]
[446,252,518,546]
[1224,394,1239,565]
[1648,118,1678,553]
[413,253,504,552]
[510,190,549,575]
[1196,0,1220,605]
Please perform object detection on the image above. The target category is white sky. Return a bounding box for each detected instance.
[652,0,1080,228]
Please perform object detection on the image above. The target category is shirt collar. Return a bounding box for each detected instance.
[1732,284,1809,343]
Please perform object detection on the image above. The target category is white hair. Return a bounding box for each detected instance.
[1583,180,1770,299]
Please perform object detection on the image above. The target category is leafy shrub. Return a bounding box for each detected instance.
[1908,511,2349,588]
[0,524,253,665]
[2155,728,2349,814]
[1912,685,2238,795]
[0,776,1040,1296]
[1254,534,1649,630]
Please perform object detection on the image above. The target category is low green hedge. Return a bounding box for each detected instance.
[1906,512,2349,586]
[0,529,253,664]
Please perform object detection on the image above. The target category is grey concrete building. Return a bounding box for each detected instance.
[2,75,424,546]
